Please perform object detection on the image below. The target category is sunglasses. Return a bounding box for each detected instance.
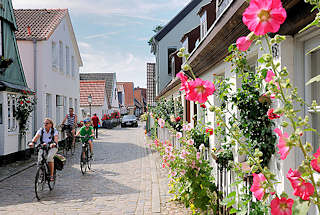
[44,122,50,125]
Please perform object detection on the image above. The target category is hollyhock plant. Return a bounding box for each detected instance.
[186,78,216,104]
[270,197,294,215]
[274,128,290,160]
[158,118,165,128]
[311,147,320,173]
[236,36,252,51]
[265,70,275,82]
[250,173,266,200]
[180,149,189,159]
[242,0,287,36]
[286,168,302,189]
[267,108,281,120]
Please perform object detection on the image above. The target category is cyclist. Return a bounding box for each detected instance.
[62,107,77,147]
[91,113,100,138]
[76,119,94,161]
[29,118,58,181]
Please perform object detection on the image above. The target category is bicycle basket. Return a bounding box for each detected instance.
[54,154,66,171]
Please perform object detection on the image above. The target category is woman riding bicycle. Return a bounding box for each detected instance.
[76,119,94,161]
[29,118,58,181]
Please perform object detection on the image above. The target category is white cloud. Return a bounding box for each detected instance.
[79,42,154,87]
[84,31,121,40]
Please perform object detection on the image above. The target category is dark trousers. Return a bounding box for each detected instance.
[94,126,98,138]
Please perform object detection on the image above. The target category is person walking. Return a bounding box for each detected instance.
[91,113,100,138]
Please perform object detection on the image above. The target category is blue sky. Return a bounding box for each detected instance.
[12,0,191,87]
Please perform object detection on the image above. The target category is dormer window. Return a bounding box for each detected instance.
[200,11,207,39]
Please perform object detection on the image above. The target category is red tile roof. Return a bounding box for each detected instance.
[14,9,68,40]
[80,80,106,106]
[117,82,134,107]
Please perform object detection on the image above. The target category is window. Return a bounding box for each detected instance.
[71,56,75,77]
[63,96,67,117]
[200,12,207,39]
[168,48,176,75]
[8,94,17,132]
[66,46,70,75]
[52,42,57,71]
[59,41,64,73]
[118,92,123,105]
[46,94,52,117]
[0,20,3,56]
[74,98,78,115]
[69,98,73,109]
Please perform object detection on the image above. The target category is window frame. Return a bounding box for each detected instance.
[7,94,17,132]
[66,46,70,75]
[52,41,57,71]
[59,41,64,73]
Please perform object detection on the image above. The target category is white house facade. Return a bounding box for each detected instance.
[14,9,83,133]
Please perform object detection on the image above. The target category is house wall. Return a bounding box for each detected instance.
[155,0,210,95]
[17,16,81,132]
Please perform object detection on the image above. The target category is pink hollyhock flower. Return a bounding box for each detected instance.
[180,170,186,176]
[270,197,294,215]
[176,132,183,140]
[180,149,189,159]
[236,36,252,51]
[186,78,216,104]
[158,118,165,128]
[196,152,201,160]
[154,140,159,147]
[267,108,281,120]
[286,168,315,200]
[176,72,188,92]
[250,173,266,200]
[187,139,194,146]
[242,0,287,36]
[274,128,290,160]
[311,147,320,173]
[265,70,275,82]
[191,160,197,169]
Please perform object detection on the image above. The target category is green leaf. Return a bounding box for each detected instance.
[306,75,320,86]
[227,191,236,198]
[304,128,317,132]
[229,208,237,214]
[227,199,236,208]
[292,199,310,215]
[257,57,265,64]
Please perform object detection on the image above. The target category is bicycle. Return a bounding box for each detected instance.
[61,124,75,155]
[31,142,57,200]
[78,135,93,175]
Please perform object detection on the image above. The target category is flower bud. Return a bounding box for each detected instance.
[209,106,215,112]
[281,121,289,127]
[177,52,183,57]
[179,47,186,53]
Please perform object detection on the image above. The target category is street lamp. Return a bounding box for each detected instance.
[88,94,92,116]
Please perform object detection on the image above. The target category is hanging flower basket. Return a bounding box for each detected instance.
[15,91,36,135]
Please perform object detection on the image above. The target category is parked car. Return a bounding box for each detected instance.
[121,115,138,128]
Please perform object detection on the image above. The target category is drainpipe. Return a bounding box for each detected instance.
[33,39,37,135]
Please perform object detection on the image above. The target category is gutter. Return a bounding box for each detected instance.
[33,39,37,135]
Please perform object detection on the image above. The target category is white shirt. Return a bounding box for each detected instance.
[36,128,58,143]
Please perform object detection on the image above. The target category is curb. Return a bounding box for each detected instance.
[0,161,36,183]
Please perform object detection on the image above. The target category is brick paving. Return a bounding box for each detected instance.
[0,125,191,215]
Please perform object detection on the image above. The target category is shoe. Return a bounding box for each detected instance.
[50,176,55,182]
[90,153,94,159]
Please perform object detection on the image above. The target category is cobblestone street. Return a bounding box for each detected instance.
[0,125,190,215]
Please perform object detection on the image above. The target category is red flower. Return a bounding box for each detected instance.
[267,108,281,120]
[270,197,294,215]
[20,101,23,105]
[22,90,26,94]
[175,116,181,122]
[205,128,213,136]
[242,0,287,36]
[236,36,252,51]
[200,104,206,108]
[26,100,31,103]
[311,147,320,173]
[286,168,315,200]
[250,173,266,200]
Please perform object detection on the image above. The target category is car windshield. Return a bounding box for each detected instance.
[123,115,136,120]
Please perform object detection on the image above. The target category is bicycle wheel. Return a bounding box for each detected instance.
[80,148,87,175]
[48,168,56,190]
[35,166,46,200]
[87,147,92,170]
[70,137,75,155]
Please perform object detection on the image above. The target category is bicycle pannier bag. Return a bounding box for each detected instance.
[54,154,66,171]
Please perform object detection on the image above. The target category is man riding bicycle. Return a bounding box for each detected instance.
[76,119,94,161]
[29,118,58,181]
[62,107,77,147]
